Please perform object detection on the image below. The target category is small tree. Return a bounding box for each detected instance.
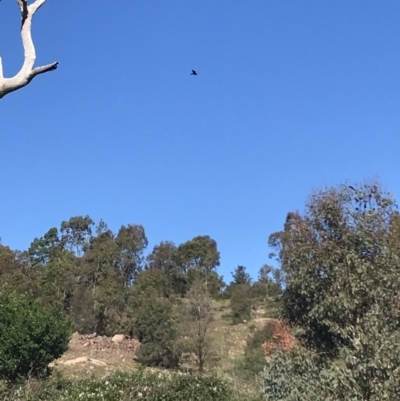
[231,265,252,286]
[0,0,58,99]
[132,297,180,369]
[181,281,213,372]
[230,284,251,324]
[0,292,71,382]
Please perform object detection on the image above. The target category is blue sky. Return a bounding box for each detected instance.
[1,0,399,282]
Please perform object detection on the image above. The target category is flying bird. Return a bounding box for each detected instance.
[191,70,198,75]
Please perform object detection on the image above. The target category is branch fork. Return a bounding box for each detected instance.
[0,0,58,99]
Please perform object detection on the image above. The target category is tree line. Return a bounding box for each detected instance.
[0,215,281,375]
[1,217,218,333]
[4,179,399,400]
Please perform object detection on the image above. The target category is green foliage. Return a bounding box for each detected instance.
[38,250,77,312]
[263,343,400,400]
[0,292,72,382]
[178,235,220,273]
[203,271,226,299]
[265,181,400,399]
[82,226,127,335]
[29,227,62,265]
[230,284,251,324]
[178,236,220,292]
[132,297,181,368]
[250,264,283,300]
[4,216,230,340]
[0,370,233,401]
[115,224,148,286]
[247,321,275,350]
[146,241,190,296]
[263,348,329,400]
[68,283,96,334]
[135,268,173,299]
[0,246,40,296]
[250,281,281,300]
[235,321,275,379]
[60,215,94,256]
[180,280,214,371]
[0,245,23,280]
[231,265,252,286]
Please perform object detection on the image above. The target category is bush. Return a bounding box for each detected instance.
[132,297,181,368]
[235,321,275,379]
[0,292,72,382]
[0,370,233,401]
[230,284,251,324]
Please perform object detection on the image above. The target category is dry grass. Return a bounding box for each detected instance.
[207,299,275,372]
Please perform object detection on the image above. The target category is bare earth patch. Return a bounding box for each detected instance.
[50,332,140,379]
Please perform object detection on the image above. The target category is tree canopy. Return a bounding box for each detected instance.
[264,181,400,400]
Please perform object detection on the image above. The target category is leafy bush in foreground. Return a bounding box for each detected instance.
[0,370,233,401]
[0,292,71,382]
[265,182,400,400]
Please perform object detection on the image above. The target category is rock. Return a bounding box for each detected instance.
[62,356,106,367]
[111,334,125,344]
[89,358,107,367]
[63,356,89,366]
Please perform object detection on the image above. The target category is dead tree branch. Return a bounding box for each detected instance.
[0,0,58,99]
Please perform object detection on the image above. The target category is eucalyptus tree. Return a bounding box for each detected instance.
[264,182,400,400]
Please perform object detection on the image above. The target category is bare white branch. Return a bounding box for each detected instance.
[0,0,58,99]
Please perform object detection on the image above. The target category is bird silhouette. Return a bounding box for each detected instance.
[191,70,198,75]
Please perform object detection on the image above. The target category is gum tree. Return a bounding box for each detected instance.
[265,182,400,400]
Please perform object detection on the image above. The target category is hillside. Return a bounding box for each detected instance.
[49,299,277,381]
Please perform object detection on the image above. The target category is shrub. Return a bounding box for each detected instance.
[230,284,251,324]
[0,370,233,401]
[0,292,71,382]
[235,321,275,379]
[132,297,180,368]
